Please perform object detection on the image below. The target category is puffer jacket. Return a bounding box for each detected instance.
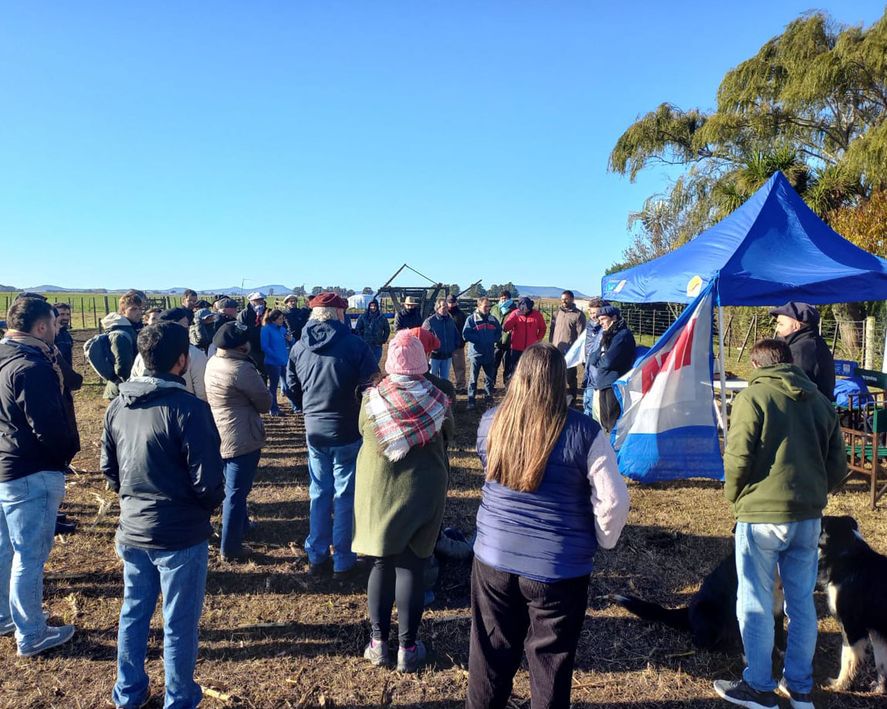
[394,307,424,331]
[503,309,547,352]
[101,312,138,399]
[0,338,80,482]
[102,374,225,550]
[204,348,272,458]
[422,313,460,359]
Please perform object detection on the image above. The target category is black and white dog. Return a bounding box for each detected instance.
[612,546,785,654]
[818,515,887,693]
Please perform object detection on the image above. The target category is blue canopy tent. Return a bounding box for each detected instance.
[602,171,887,452]
[602,171,887,306]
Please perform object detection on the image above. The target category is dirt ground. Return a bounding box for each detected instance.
[0,334,885,708]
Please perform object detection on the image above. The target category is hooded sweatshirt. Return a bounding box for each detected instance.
[0,338,79,482]
[286,319,379,446]
[355,303,391,347]
[779,327,836,402]
[101,374,225,550]
[723,363,847,523]
[100,312,138,399]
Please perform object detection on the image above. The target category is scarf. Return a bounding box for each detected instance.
[3,331,65,393]
[364,374,450,461]
[498,299,514,315]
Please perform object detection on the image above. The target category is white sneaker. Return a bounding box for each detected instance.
[776,678,815,709]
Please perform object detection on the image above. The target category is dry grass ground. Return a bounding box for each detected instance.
[0,333,884,708]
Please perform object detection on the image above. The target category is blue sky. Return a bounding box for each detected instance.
[1,2,884,293]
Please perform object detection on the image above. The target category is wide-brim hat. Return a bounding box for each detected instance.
[404,296,421,306]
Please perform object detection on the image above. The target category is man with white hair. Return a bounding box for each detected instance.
[287,293,379,579]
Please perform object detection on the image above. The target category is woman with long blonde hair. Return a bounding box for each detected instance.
[467,342,630,709]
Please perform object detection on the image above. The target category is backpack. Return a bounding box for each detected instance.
[83,330,130,382]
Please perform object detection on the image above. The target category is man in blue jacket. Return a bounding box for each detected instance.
[0,298,80,657]
[422,298,460,382]
[102,322,225,709]
[354,299,390,364]
[587,305,636,433]
[462,297,502,410]
[287,292,379,579]
[582,298,606,422]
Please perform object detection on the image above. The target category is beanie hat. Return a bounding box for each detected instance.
[518,296,534,310]
[308,292,348,309]
[385,332,429,376]
[599,305,621,318]
[213,321,250,350]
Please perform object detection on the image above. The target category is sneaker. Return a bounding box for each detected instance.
[363,639,391,667]
[17,624,76,657]
[777,678,815,709]
[466,400,476,411]
[397,639,427,673]
[713,679,778,709]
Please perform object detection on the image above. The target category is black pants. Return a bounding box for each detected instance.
[598,387,621,432]
[566,366,578,400]
[466,559,590,709]
[504,349,522,385]
[367,548,426,646]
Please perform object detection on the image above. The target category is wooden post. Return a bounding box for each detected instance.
[864,316,876,369]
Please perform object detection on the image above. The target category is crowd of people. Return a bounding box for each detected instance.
[0,285,848,709]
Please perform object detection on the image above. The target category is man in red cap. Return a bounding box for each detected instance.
[287,293,379,579]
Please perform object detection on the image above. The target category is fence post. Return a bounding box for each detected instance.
[864,316,876,369]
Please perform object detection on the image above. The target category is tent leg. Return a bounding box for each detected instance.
[718,305,729,435]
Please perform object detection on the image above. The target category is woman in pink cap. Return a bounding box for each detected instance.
[352,330,454,673]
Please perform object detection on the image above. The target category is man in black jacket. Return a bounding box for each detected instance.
[771,302,836,402]
[394,296,424,331]
[102,322,225,709]
[0,298,79,656]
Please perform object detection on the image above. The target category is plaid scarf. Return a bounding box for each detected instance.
[365,374,450,461]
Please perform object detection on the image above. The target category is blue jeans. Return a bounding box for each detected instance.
[735,519,821,694]
[114,541,209,709]
[468,358,495,401]
[429,357,451,381]
[221,449,261,558]
[305,439,361,572]
[267,364,297,414]
[0,470,65,646]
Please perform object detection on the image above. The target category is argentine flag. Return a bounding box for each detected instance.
[612,282,723,482]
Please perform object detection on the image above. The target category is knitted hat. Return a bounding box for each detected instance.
[213,321,250,349]
[599,305,621,318]
[308,292,348,309]
[385,332,428,376]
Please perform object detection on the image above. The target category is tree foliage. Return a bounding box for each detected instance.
[829,189,887,256]
[609,10,887,269]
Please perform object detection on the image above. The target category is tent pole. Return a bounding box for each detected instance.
[718,305,729,434]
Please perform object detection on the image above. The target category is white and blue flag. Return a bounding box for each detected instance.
[612,282,723,482]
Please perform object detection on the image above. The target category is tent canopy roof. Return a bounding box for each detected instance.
[601,172,887,305]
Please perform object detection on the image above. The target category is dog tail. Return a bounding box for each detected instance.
[611,594,691,632]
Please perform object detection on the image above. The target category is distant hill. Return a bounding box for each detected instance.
[514,285,590,299]
[23,284,70,292]
[202,285,293,296]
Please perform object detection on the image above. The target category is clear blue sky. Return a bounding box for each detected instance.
[1,2,883,293]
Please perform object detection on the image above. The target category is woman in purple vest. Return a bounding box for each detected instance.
[467,342,630,709]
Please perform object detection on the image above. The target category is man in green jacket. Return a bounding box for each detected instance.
[714,339,846,709]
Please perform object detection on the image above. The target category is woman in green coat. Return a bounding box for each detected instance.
[353,330,454,673]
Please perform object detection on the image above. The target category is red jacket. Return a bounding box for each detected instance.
[503,309,547,352]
